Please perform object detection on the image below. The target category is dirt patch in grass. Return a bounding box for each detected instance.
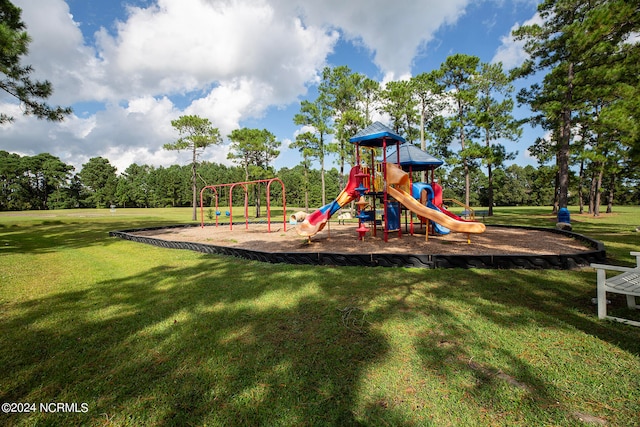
[131,223,593,256]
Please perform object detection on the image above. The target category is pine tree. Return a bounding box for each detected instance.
[164,115,222,221]
[293,98,333,205]
[513,0,639,210]
[436,54,481,208]
[474,62,521,215]
[0,0,71,123]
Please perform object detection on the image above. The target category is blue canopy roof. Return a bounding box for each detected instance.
[349,121,405,147]
[387,142,444,171]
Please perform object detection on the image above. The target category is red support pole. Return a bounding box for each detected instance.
[371,147,377,237]
[266,181,272,233]
[397,141,402,239]
[244,185,249,230]
[200,187,206,228]
[280,179,287,232]
[266,178,287,232]
[382,137,388,242]
[409,166,414,236]
[214,190,219,227]
[200,185,220,228]
[228,184,234,230]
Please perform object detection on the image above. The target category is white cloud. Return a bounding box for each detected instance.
[6,0,340,170]
[96,0,338,100]
[4,0,482,172]
[15,0,113,104]
[492,13,543,69]
[287,0,469,78]
[186,78,274,137]
[294,125,317,137]
[282,138,294,149]
[1,96,180,172]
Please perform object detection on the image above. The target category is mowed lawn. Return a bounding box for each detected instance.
[1,207,639,426]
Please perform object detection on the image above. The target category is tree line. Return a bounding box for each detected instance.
[1,149,638,213]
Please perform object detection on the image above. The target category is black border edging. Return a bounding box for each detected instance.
[109,223,605,270]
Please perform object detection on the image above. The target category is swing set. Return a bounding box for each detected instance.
[199,178,287,232]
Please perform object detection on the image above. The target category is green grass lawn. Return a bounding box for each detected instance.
[1,206,639,426]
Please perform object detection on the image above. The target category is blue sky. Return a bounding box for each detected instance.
[1,0,543,173]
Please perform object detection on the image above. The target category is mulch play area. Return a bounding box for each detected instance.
[129,222,593,256]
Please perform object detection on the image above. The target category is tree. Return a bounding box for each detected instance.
[436,54,481,208]
[379,79,419,142]
[513,1,580,210]
[360,77,380,126]
[411,70,445,182]
[289,132,317,211]
[474,62,521,215]
[0,151,74,210]
[0,0,72,123]
[0,150,23,210]
[78,157,117,208]
[54,175,84,209]
[164,115,222,220]
[227,128,280,217]
[576,0,640,163]
[512,0,640,211]
[152,164,193,208]
[277,166,301,208]
[118,163,153,208]
[576,7,640,214]
[293,97,333,205]
[492,166,528,206]
[444,166,484,206]
[318,66,366,184]
[423,114,456,165]
[21,153,74,210]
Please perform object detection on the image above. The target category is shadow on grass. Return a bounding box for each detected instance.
[322,267,640,425]
[0,258,390,425]
[2,226,640,425]
[0,220,179,254]
[373,267,640,353]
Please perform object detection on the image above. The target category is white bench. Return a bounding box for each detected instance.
[591,252,640,327]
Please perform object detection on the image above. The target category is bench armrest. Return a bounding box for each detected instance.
[590,263,637,273]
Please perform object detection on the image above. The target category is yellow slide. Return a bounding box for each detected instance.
[387,186,486,234]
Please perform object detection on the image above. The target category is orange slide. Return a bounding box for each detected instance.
[384,163,485,234]
[387,186,486,234]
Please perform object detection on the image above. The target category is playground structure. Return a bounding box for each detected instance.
[294,122,486,242]
[199,178,286,232]
[114,122,603,269]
